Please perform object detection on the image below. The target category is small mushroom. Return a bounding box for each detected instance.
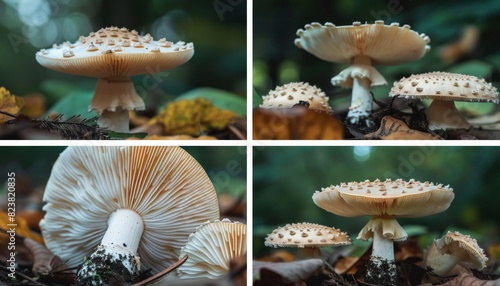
[40,146,219,284]
[295,20,430,128]
[264,222,351,260]
[389,72,499,130]
[425,231,488,276]
[259,82,332,112]
[312,179,454,285]
[177,219,247,280]
[35,27,194,132]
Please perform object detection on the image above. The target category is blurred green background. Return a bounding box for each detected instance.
[253,0,500,115]
[0,0,246,117]
[0,146,247,201]
[253,146,500,257]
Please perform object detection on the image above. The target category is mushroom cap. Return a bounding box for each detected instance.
[389,72,499,103]
[36,26,194,78]
[177,219,247,279]
[264,222,352,248]
[436,231,488,270]
[40,146,219,274]
[260,82,332,111]
[313,179,454,218]
[295,20,430,65]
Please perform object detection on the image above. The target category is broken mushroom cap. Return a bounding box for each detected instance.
[295,20,430,126]
[264,222,351,248]
[259,82,332,111]
[389,72,499,130]
[36,26,194,132]
[313,179,454,240]
[436,231,488,270]
[177,219,247,280]
[40,146,219,275]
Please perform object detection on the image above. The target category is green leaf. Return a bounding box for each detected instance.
[175,87,246,116]
[253,87,262,108]
[45,91,97,119]
[446,60,493,78]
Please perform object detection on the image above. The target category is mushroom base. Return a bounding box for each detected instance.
[345,76,376,130]
[365,256,398,286]
[74,245,142,286]
[98,108,130,133]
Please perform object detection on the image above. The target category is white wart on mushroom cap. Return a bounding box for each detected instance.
[35,26,194,132]
[264,222,351,248]
[260,82,332,111]
[177,219,246,280]
[40,146,219,274]
[389,72,499,130]
[313,179,454,240]
[295,20,430,126]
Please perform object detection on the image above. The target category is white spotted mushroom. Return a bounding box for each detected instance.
[36,26,194,132]
[264,222,351,260]
[260,82,332,112]
[389,72,499,130]
[295,20,430,128]
[312,179,454,285]
[39,146,219,285]
[424,231,488,276]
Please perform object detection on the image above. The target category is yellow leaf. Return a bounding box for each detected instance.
[0,87,25,123]
[153,99,236,136]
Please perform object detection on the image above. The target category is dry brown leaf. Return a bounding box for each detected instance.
[254,259,324,284]
[20,93,46,119]
[365,116,442,140]
[0,87,24,123]
[253,107,343,140]
[24,238,69,276]
[0,210,43,245]
[333,257,358,275]
[426,272,500,286]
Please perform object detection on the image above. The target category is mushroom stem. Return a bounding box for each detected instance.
[295,247,322,260]
[372,227,395,261]
[75,209,144,285]
[91,77,146,132]
[346,56,375,128]
[426,99,471,130]
[101,209,144,255]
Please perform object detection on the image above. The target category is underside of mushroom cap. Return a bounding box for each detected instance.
[295,20,430,65]
[389,72,499,103]
[36,27,194,78]
[40,146,220,274]
[177,219,247,280]
[437,231,488,270]
[313,179,454,218]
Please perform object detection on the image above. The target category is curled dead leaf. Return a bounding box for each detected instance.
[365,116,442,140]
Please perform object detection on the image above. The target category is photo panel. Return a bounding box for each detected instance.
[0,0,246,140]
[253,146,500,284]
[253,0,500,140]
[0,145,247,285]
